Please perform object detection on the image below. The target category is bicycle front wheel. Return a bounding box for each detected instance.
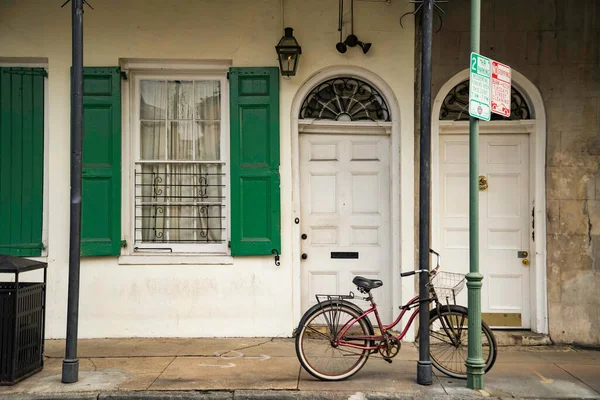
[428,305,497,379]
[295,302,371,381]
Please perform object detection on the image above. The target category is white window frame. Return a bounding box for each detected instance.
[123,67,230,257]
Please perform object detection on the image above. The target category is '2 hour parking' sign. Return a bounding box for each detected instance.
[469,52,512,121]
[469,53,492,121]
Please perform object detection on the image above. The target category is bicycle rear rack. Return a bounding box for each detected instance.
[315,292,355,309]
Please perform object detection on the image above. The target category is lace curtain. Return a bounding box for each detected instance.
[138,80,223,244]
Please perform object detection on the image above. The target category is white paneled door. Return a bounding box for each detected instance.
[300,132,392,323]
[440,134,531,328]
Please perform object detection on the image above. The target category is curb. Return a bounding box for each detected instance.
[0,393,99,400]
[1,391,598,400]
[100,391,233,400]
[234,390,353,399]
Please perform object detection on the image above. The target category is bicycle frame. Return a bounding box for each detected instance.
[334,294,421,351]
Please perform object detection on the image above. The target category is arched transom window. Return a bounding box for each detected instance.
[440,80,531,121]
[299,77,391,122]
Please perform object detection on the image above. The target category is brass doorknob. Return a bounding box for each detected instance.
[522,259,529,265]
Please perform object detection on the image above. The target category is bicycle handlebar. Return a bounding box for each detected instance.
[401,249,441,278]
[400,269,429,278]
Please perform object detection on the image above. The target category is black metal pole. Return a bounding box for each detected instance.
[62,0,84,384]
[417,0,433,386]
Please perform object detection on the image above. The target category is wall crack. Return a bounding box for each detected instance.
[585,200,592,244]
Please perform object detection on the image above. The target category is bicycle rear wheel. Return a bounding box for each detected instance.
[295,302,371,381]
[427,305,497,379]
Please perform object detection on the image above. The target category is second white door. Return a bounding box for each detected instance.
[439,133,531,328]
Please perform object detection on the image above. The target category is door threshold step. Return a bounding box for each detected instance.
[493,330,552,346]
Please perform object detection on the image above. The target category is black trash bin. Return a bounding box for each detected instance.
[0,255,47,386]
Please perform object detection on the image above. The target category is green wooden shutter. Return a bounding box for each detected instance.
[0,68,45,257]
[80,67,121,256]
[229,67,281,256]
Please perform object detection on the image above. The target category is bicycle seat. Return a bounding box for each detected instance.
[352,276,383,291]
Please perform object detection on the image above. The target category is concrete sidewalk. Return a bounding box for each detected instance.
[1,338,599,400]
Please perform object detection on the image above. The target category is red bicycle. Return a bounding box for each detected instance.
[295,249,497,381]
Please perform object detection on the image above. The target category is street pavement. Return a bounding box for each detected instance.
[1,338,599,399]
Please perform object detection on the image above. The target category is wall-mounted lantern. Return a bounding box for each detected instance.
[275,27,302,77]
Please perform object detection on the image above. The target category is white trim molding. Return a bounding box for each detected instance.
[431,69,548,334]
[299,120,392,135]
[0,58,48,68]
[438,120,536,135]
[118,255,234,265]
[120,58,231,74]
[290,66,414,340]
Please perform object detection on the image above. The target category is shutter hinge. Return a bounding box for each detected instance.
[121,240,127,248]
[226,72,230,80]
[228,241,231,248]
[121,71,128,81]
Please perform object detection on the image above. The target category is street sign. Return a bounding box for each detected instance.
[491,60,512,118]
[469,52,491,121]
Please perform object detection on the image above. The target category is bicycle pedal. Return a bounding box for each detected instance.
[384,358,393,364]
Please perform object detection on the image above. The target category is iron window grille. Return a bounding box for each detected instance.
[440,80,531,121]
[135,167,226,244]
[299,77,391,122]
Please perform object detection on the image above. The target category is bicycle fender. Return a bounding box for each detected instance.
[296,299,374,336]
[430,304,468,319]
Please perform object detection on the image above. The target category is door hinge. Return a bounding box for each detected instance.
[226,72,229,80]
[121,71,128,81]
[120,240,127,248]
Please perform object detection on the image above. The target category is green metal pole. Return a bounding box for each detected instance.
[466,0,485,390]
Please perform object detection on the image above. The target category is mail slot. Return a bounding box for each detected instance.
[331,252,359,259]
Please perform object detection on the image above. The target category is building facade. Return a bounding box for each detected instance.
[0,0,597,345]
[428,0,599,346]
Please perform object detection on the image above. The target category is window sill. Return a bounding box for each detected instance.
[30,256,48,262]
[118,254,234,265]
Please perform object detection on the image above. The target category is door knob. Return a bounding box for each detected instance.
[301,253,308,260]
[522,259,529,265]
[301,234,307,240]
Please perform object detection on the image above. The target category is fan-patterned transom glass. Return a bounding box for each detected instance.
[440,80,531,121]
[299,77,391,122]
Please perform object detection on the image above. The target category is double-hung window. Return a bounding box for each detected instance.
[133,75,228,253]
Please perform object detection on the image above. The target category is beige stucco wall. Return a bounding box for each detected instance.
[429,0,599,345]
[0,0,415,338]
